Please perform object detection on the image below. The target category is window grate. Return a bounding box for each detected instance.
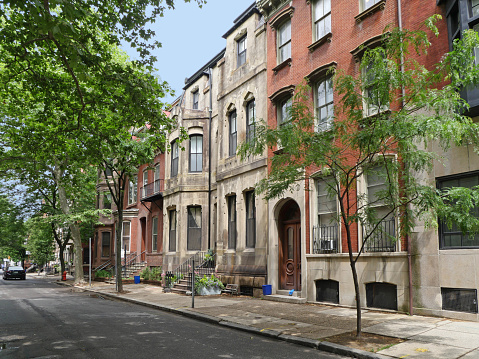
[442,288,478,314]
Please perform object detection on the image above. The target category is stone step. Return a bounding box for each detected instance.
[276,289,302,297]
[262,294,307,304]
[170,287,188,295]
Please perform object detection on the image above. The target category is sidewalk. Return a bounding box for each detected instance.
[50,275,479,359]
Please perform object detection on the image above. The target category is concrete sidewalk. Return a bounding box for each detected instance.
[51,276,479,359]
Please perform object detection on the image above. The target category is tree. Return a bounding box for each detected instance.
[239,18,479,337]
[25,217,56,267]
[0,195,26,265]
[0,0,204,285]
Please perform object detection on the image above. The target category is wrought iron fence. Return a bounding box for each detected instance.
[363,217,396,252]
[312,224,339,253]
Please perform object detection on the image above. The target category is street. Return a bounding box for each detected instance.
[0,273,345,359]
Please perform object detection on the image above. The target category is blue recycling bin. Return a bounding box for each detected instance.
[262,284,272,295]
[134,275,141,284]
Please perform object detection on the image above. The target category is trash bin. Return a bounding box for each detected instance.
[262,284,272,295]
[134,275,140,284]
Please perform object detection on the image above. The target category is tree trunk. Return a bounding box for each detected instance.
[345,223,362,338]
[115,210,123,292]
[350,257,362,338]
[53,164,84,285]
[59,244,65,275]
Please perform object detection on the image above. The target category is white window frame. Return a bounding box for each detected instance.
[362,55,389,117]
[361,0,382,12]
[357,159,399,252]
[310,174,340,254]
[313,0,331,42]
[277,20,291,64]
[315,76,334,132]
[122,221,131,254]
[278,96,292,126]
[128,175,137,205]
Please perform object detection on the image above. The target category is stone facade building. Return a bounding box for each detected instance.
[92,0,479,321]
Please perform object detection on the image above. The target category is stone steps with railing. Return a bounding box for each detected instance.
[168,251,216,295]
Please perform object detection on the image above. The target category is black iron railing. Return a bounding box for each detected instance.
[170,251,216,290]
[140,179,164,200]
[312,224,339,253]
[122,250,146,275]
[363,217,396,252]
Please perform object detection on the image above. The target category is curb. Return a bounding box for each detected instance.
[66,283,391,359]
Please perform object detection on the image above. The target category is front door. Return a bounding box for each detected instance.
[282,223,301,290]
[279,201,301,291]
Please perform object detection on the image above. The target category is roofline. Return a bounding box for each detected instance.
[183,48,226,90]
[222,2,259,39]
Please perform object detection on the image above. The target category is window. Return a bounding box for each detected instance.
[103,192,111,210]
[229,110,237,156]
[143,169,148,188]
[169,210,177,252]
[366,282,398,311]
[128,175,137,205]
[362,55,389,117]
[187,206,202,251]
[228,196,237,249]
[472,0,479,17]
[316,279,339,304]
[277,20,291,64]
[237,35,247,67]
[364,164,396,252]
[361,0,382,11]
[246,100,256,142]
[122,221,130,252]
[101,232,111,257]
[245,191,256,248]
[442,288,478,313]
[142,169,148,198]
[445,0,479,113]
[154,163,160,193]
[171,141,179,177]
[315,76,334,131]
[152,217,158,252]
[313,0,331,41]
[192,91,199,109]
[313,177,338,253]
[438,172,479,249]
[278,97,292,126]
[189,135,203,173]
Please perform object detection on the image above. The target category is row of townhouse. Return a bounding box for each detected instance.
[91,0,479,320]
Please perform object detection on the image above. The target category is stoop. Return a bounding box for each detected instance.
[262,290,307,304]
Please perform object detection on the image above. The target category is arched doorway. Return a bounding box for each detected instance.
[278,200,301,291]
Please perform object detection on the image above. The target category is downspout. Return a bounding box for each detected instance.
[207,67,213,251]
[397,0,413,316]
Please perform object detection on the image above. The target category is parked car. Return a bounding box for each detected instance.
[3,266,26,280]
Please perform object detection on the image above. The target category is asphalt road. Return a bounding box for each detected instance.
[0,273,345,359]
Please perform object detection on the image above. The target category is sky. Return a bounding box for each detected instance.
[123,0,255,104]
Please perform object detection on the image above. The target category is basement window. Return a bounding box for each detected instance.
[316,279,339,304]
[442,288,478,314]
[366,282,397,310]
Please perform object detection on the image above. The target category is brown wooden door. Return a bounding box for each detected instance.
[281,222,301,290]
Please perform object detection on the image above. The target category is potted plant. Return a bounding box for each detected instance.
[195,274,225,295]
